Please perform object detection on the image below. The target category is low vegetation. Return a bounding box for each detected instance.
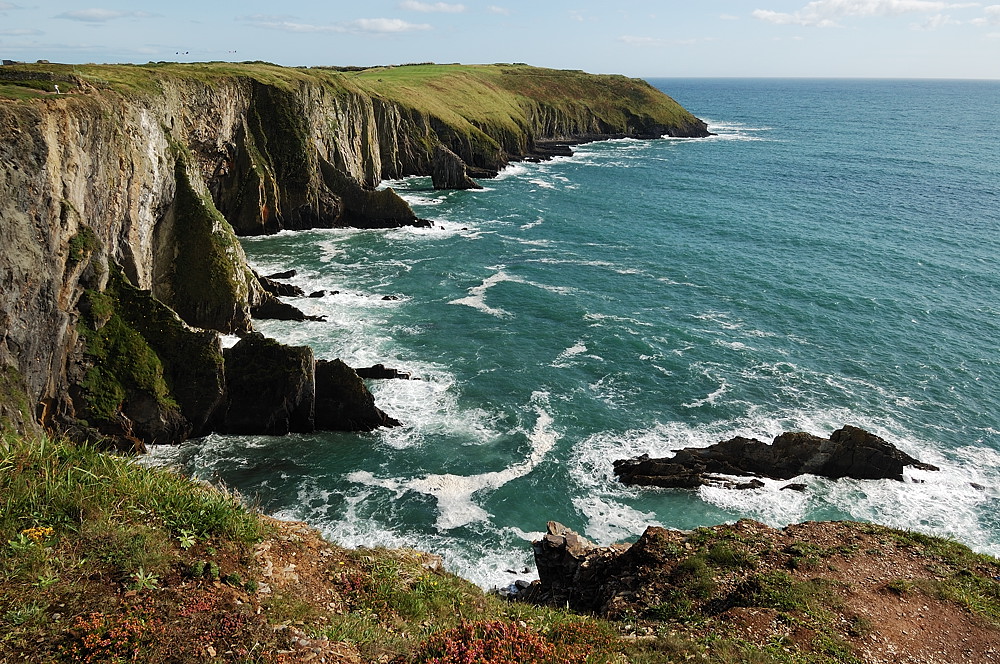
[3,430,999,663]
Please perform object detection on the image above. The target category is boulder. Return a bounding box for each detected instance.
[613,425,939,489]
[431,144,483,190]
[314,359,401,431]
[215,333,315,435]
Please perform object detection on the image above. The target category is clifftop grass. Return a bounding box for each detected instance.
[0,61,701,136]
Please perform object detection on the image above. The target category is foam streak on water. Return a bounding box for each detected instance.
[162,79,1000,584]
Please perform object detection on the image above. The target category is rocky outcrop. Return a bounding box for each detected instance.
[523,521,628,611]
[250,294,325,322]
[315,359,401,431]
[215,333,316,436]
[431,144,483,190]
[613,425,940,489]
[255,271,305,298]
[354,364,412,380]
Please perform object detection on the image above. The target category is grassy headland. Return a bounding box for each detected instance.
[3,430,1000,663]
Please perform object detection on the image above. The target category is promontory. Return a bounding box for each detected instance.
[0,61,708,449]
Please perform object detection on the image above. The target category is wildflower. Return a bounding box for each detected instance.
[21,526,54,543]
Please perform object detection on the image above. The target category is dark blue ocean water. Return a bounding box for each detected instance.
[155,79,1000,587]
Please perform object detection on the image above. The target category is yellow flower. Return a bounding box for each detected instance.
[21,526,54,543]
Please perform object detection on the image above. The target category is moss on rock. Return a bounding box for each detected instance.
[75,280,184,443]
[0,365,33,433]
[160,160,252,333]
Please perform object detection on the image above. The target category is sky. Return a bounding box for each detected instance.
[1,1,999,78]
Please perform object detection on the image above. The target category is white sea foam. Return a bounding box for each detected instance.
[347,392,558,531]
[494,162,530,180]
[551,340,594,368]
[682,380,730,409]
[448,267,573,317]
[573,496,662,545]
[687,119,774,142]
[448,268,523,317]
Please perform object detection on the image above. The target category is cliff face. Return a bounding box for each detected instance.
[0,62,709,443]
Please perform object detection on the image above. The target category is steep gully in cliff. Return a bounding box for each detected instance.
[0,64,710,452]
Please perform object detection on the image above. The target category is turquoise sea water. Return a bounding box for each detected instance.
[155,79,1000,588]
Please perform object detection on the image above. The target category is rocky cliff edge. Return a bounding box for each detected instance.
[0,61,709,446]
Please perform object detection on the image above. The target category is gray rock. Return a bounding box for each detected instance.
[431,144,483,190]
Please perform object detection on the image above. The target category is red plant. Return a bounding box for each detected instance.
[62,610,158,664]
[414,620,588,664]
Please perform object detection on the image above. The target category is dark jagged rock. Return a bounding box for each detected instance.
[251,294,325,322]
[216,333,315,435]
[354,364,412,380]
[319,161,431,229]
[613,425,939,489]
[111,276,226,438]
[518,521,628,612]
[315,359,401,431]
[255,271,305,298]
[431,144,483,190]
[265,270,297,280]
[523,141,576,162]
[308,290,327,298]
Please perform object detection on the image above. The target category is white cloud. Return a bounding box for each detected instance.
[399,1,465,12]
[242,15,431,34]
[350,18,432,32]
[488,5,511,15]
[55,8,154,23]
[971,4,1000,24]
[913,12,959,28]
[0,27,41,35]
[753,0,977,27]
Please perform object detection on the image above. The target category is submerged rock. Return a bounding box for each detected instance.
[613,425,939,489]
[354,364,412,380]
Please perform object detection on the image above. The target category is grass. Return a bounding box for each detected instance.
[0,431,267,660]
[2,432,997,663]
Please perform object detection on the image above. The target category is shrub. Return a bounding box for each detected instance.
[414,620,587,664]
[61,610,159,664]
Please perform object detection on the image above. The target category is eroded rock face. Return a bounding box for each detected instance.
[315,359,401,432]
[613,425,939,489]
[0,63,708,442]
[431,144,483,190]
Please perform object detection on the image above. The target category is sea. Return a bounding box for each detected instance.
[150,78,1000,589]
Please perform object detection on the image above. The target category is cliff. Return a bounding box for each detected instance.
[0,61,708,446]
